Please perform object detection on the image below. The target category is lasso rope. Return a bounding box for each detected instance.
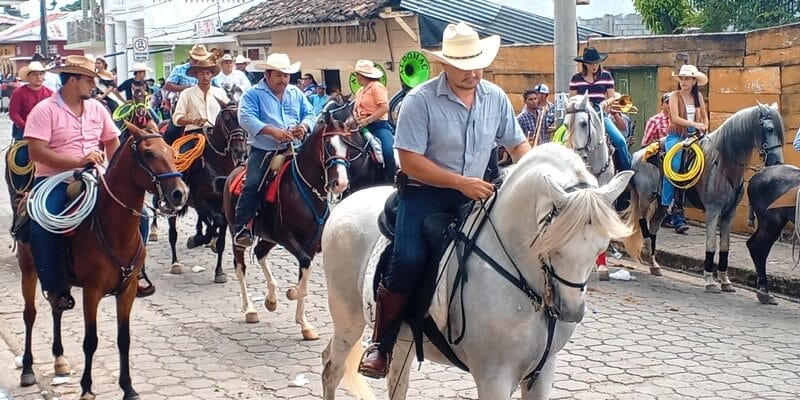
[6,140,35,194]
[27,169,99,234]
[171,133,206,172]
[663,138,705,189]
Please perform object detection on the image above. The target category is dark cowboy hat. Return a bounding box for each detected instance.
[573,47,607,64]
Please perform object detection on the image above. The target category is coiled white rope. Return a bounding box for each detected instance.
[27,169,99,234]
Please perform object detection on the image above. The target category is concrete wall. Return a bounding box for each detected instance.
[578,13,651,37]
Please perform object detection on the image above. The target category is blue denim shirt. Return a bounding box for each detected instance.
[394,72,525,178]
[166,62,197,87]
[237,80,317,151]
[793,126,800,152]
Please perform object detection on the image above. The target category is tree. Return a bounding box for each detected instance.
[690,0,800,32]
[633,0,695,34]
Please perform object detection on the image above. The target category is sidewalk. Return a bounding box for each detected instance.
[625,223,800,299]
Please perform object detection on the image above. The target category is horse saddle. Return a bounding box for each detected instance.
[230,157,292,204]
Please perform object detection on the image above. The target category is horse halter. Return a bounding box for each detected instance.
[757,107,782,161]
[204,105,246,161]
[566,105,611,175]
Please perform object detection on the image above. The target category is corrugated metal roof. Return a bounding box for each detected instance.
[400,0,610,45]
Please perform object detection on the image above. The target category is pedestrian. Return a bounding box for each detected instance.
[357,22,530,379]
[117,62,152,101]
[233,53,316,247]
[352,59,397,183]
[642,93,671,147]
[308,82,329,114]
[517,83,554,145]
[9,61,52,140]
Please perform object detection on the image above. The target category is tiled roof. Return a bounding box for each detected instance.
[222,0,396,33]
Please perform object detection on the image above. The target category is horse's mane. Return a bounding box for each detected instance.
[500,144,631,258]
[712,105,784,177]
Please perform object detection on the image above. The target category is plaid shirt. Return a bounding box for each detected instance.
[642,111,670,146]
[517,103,555,143]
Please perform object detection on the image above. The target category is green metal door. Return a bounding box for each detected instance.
[610,68,658,148]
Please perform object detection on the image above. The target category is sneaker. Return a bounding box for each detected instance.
[234,227,253,247]
[675,223,689,234]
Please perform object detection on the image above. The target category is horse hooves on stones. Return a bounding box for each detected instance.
[302,328,320,341]
[245,311,259,323]
[705,284,721,293]
[286,287,299,300]
[54,355,70,375]
[757,289,778,305]
[597,266,609,281]
[720,283,736,292]
[80,392,96,400]
[186,235,200,249]
[20,372,35,387]
[214,273,227,284]
[170,262,183,274]
[123,393,141,400]
[649,267,663,276]
[265,299,277,312]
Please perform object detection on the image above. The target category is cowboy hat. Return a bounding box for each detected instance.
[574,47,607,64]
[188,44,213,62]
[349,59,383,79]
[219,54,233,63]
[422,22,500,71]
[18,61,47,81]
[250,53,301,74]
[234,55,250,64]
[130,62,153,73]
[672,64,708,86]
[187,58,220,77]
[49,55,114,80]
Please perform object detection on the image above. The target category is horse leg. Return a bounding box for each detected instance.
[20,260,38,387]
[703,211,721,293]
[473,370,518,399]
[717,213,736,292]
[520,357,558,400]
[746,222,781,305]
[116,288,140,399]
[213,218,227,283]
[233,245,259,323]
[168,216,183,274]
[646,205,668,276]
[52,308,70,376]
[79,289,104,400]
[385,339,414,399]
[254,241,279,312]
[321,317,370,400]
[148,195,158,242]
[293,265,319,340]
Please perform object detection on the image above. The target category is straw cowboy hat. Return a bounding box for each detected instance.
[218,54,233,63]
[17,61,47,81]
[49,55,114,80]
[130,62,153,73]
[187,58,220,77]
[422,22,500,71]
[349,59,383,79]
[672,64,708,86]
[251,53,301,74]
[574,47,607,64]
[188,44,213,62]
[234,55,250,64]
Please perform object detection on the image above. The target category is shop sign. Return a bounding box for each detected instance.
[297,21,378,48]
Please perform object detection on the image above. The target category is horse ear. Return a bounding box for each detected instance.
[770,102,779,110]
[580,93,589,109]
[540,173,569,210]
[595,170,634,205]
[215,96,228,109]
[123,121,142,138]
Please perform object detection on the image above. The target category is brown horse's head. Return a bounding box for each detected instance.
[122,121,188,211]
[306,112,351,195]
[213,96,248,164]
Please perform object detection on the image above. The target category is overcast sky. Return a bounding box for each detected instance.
[500,0,637,18]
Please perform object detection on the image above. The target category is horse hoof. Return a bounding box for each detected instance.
[286,287,299,300]
[54,355,70,375]
[245,311,259,323]
[148,232,158,242]
[209,238,218,254]
[186,236,200,249]
[705,284,721,294]
[124,395,140,400]
[302,328,319,341]
[214,273,227,284]
[170,263,183,274]
[265,299,277,312]
[720,283,736,292]
[597,266,609,281]
[649,267,663,276]
[757,289,778,305]
[80,392,96,400]
[20,372,36,387]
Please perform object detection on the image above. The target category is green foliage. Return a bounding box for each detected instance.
[690,0,800,32]
[634,0,695,34]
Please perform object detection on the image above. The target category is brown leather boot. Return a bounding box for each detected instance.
[358,284,409,379]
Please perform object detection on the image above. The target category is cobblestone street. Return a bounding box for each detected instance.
[1,115,799,399]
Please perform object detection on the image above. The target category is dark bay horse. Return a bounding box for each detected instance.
[163,97,247,283]
[622,103,784,292]
[222,111,350,338]
[16,122,187,399]
[745,164,799,305]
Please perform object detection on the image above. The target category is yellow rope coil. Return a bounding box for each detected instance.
[663,140,705,189]
[171,133,206,172]
[6,140,35,194]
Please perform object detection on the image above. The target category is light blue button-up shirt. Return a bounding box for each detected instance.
[394,72,525,179]
[238,80,317,151]
[166,62,197,87]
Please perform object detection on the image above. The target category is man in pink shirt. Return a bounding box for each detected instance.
[9,61,52,140]
[23,55,132,310]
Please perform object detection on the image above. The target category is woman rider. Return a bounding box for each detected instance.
[352,59,398,183]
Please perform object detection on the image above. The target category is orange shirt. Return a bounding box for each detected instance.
[354,81,389,121]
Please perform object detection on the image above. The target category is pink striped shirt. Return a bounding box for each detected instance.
[569,70,615,107]
[24,93,120,177]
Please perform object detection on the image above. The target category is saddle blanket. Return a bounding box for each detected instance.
[230,161,290,203]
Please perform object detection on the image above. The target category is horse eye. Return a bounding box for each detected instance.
[580,121,588,128]
[143,150,156,160]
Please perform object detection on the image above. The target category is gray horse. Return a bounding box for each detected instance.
[622,103,784,292]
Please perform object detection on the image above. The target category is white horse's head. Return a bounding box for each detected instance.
[564,94,609,179]
[496,143,632,322]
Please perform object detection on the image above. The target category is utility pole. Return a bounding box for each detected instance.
[553,0,578,124]
[39,0,48,58]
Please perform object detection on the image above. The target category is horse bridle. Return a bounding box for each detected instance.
[566,106,612,175]
[757,107,782,162]
[203,105,246,160]
[291,124,351,203]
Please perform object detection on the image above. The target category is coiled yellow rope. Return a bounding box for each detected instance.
[663,139,705,189]
[171,133,206,172]
[6,140,35,194]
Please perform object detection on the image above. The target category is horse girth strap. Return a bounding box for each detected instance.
[91,212,144,294]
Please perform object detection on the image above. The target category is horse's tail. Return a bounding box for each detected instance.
[620,188,644,262]
[340,341,376,400]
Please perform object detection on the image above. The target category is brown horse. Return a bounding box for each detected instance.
[16,122,187,400]
[222,112,350,338]
[163,98,247,282]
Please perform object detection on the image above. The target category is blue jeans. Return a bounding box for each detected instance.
[661,132,683,206]
[367,121,397,182]
[383,186,470,294]
[604,116,631,171]
[234,147,271,232]
[30,177,150,292]
[12,125,23,140]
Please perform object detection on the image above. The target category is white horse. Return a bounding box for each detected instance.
[320,143,633,399]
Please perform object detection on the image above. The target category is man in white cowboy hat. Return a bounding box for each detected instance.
[9,60,52,140]
[32,53,62,92]
[117,62,152,101]
[358,22,531,379]
[172,57,229,137]
[232,53,316,247]
[23,55,154,309]
[163,44,214,94]
[234,54,259,85]
[213,54,251,92]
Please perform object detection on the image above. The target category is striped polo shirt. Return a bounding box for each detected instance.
[569,70,615,107]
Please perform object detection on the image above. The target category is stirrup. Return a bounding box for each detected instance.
[358,344,391,379]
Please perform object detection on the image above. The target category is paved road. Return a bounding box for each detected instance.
[1,115,799,399]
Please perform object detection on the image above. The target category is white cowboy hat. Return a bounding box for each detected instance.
[672,64,708,86]
[422,22,500,71]
[219,54,233,63]
[349,59,383,79]
[234,55,250,64]
[250,53,301,74]
[49,55,115,80]
[130,62,152,73]
[18,61,47,81]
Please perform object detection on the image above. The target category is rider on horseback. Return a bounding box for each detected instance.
[352,59,397,183]
[172,58,229,135]
[358,22,531,379]
[233,53,316,247]
[9,61,52,141]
